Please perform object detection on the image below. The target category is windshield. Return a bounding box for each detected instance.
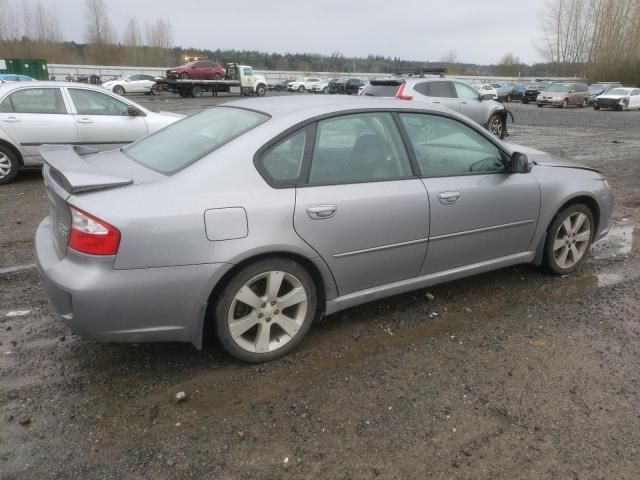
[361,83,401,97]
[547,84,570,92]
[589,85,605,94]
[606,88,631,96]
[124,107,269,174]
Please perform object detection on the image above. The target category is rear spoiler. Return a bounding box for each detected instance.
[370,79,403,86]
[39,144,133,194]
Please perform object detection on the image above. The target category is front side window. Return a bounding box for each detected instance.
[309,112,412,184]
[69,89,129,116]
[454,82,481,100]
[259,129,307,184]
[124,107,268,175]
[399,113,505,177]
[8,88,66,114]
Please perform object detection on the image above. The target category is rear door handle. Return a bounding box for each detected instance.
[2,117,20,123]
[77,118,94,124]
[438,191,461,204]
[307,204,337,219]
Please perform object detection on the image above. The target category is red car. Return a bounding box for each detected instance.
[166,60,225,80]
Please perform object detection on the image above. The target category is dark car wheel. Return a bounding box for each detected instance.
[298,85,305,93]
[191,86,203,97]
[150,84,160,96]
[579,98,587,108]
[487,113,506,139]
[113,85,125,96]
[543,204,594,275]
[522,99,529,104]
[594,104,600,110]
[506,94,512,103]
[0,145,19,185]
[213,258,317,363]
[180,72,189,80]
[561,99,568,108]
[255,84,267,97]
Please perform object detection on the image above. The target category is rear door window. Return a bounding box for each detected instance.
[0,96,13,112]
[308,112,412,184]
[8,88,66,114]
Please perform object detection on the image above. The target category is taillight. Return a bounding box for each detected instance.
[68,206,120,255]
[395,81,413,100]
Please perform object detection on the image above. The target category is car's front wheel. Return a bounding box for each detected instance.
[113,85,125,96]
[298,85,305,93]
[214,258,317,363]
[0,145,19,185]
[543,204,594,275]
[487,113,506,139]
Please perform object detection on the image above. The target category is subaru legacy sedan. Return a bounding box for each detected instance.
[36,96,613,362]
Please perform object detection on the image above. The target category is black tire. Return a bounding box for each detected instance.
[0,145,20,185]
[322,87,328,94]
[178,87,189,97]
[579,98,587,108]
[150,84,160,96]
[522,99,529,104]
[113,85,125,96]
[561,99,568,109]
[191,86,202,97]
[213,258,318,363]
[542,204,594,275]
[506,94,512,103]
[487,113,506,139]
[537,103,543,108]
[594,104,600,111]
[255,84,267,97]
[298,85,305,93]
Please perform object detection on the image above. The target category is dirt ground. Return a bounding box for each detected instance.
[1,95,639,480]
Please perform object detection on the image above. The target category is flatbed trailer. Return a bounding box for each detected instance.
[155,63,267,98]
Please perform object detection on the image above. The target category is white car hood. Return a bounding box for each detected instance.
[598,94,628,100]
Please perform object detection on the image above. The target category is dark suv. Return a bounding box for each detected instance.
[330,78,365,94]
[522,82,552,104]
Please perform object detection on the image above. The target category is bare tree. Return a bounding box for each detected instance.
[85,0,113,45]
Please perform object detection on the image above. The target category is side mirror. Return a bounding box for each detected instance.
[127,105,141,116]
[481,93,493,101]
[511,152,532,173]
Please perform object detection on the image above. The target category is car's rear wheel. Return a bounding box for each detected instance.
[0,146,19,185]
[487,113,506,139]
[594,104,600,110]
[113,85,125,96]
[191,86,202,97]
[214,258,317,363]
[579,98,587,108]
[543,204,594,275]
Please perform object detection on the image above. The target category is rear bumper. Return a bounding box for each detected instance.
[36,217,232,348]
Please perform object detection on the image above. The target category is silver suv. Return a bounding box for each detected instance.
[360,77,510,139]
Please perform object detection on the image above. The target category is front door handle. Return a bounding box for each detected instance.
[307,204,337,219]
[2,117,20,123]
[438,191,461,204]
[77,118,94,124]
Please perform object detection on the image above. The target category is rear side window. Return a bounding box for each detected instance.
[309,112,412,184]
[416,81,455,98]
[124,107,269,175]
[0,96,13,113]
[360,83,401,97]
[8,88,66,114]
[259,129,307,185]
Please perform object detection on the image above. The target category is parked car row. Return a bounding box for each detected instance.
[278,77,366,95]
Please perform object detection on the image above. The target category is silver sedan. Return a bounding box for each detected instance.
[36,96,614,362]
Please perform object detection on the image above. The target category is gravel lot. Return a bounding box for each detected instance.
[1,93,639,480]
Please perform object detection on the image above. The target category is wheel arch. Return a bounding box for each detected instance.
[200,251,331,348]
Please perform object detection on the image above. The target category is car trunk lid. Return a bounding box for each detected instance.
[40,144,163,259]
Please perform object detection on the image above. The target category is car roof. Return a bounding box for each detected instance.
[222,95,455,122]
[0,81,104,93]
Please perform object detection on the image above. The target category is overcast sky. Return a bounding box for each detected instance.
[43,0,549,65]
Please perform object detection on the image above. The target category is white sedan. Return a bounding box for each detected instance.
[594,87,640,111]
[0,82,184,184]
[102,74,160,96]
[472,83,499,100]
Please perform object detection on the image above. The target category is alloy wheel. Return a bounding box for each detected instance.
[552,212,591,269]
[0,152,11,179]
[489,116,503,137]
[227,271,308,354]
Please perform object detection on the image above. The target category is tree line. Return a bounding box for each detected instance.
[3,0,637,84]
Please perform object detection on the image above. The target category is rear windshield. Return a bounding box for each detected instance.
[361,83,401,97]
[124,107,268,174]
